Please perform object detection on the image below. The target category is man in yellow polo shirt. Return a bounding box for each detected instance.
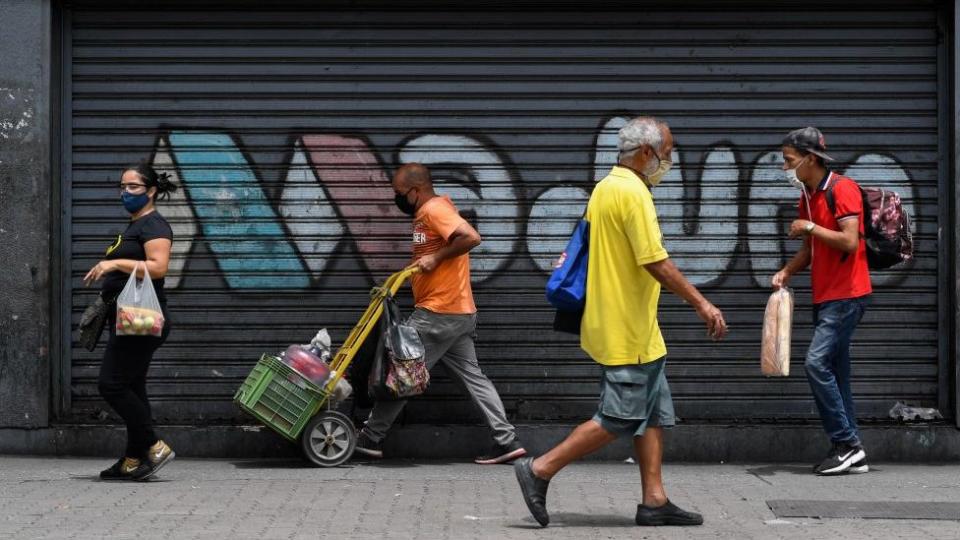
[514,117,728,528]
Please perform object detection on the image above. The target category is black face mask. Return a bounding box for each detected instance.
[394,188,417,216]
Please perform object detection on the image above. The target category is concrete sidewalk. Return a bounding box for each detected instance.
[0,456,958,539]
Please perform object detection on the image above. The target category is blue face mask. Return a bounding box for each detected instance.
[121,191,151,214]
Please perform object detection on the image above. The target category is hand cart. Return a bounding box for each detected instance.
[233,265,418,467]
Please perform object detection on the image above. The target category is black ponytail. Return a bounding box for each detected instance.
[123,160,180,201]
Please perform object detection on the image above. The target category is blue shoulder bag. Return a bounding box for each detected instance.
[545,215,589,311]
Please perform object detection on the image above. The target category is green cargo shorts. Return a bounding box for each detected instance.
[591,357,676,438]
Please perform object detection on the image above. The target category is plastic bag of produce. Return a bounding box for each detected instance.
[115,262,165,337]
[761,287,793,377]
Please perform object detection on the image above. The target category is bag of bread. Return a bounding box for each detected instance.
[761,288,793,376]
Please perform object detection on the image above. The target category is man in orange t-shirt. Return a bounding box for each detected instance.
[354,163,526,465]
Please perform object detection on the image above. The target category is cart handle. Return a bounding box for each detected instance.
[323,264,421,391]
[371,264,420,299]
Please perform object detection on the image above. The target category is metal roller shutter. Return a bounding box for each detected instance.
[65,2,946,425]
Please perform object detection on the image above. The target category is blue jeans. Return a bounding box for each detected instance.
[805,296,869,446]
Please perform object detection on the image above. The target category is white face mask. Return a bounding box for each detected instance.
[784,156,808,190]
[642,152,673,187]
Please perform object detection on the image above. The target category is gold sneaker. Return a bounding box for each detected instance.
[132,440,176,481]
[100,457,140,481]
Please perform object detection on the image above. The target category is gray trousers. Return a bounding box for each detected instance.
[363,308,516,446]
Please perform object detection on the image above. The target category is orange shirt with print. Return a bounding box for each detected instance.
[411,195,476,314]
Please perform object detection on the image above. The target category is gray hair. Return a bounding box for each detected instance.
[617,116,667,155]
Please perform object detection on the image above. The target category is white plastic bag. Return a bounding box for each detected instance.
[115,262,165,337]
[761,287,793,377]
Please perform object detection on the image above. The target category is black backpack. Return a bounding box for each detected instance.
[825,180,913,270]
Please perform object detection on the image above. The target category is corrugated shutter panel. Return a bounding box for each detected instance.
[68,3,942,424]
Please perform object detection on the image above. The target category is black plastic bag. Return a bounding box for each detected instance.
[553,308,583,335]
[78,291,117,352]
[346,316,383,409]
[368,294,429,401]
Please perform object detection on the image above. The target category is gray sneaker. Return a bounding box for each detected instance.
[353,431,383,459]
[475,439,527,465]
[513,457,550,527]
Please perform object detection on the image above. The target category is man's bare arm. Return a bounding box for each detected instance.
[644,258,727,340]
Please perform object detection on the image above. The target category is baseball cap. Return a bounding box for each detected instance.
[782,127,834,161]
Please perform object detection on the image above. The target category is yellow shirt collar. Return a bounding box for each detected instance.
[609,165,649,185]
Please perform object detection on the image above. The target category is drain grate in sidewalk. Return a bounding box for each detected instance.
[767,500,960,520]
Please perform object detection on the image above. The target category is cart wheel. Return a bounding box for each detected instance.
[301,411,356,467]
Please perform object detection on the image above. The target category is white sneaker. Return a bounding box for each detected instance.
[848,457,869,474]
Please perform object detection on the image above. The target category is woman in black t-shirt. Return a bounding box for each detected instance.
[83,162,179,481]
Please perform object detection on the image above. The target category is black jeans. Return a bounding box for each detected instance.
[97,308,170,459]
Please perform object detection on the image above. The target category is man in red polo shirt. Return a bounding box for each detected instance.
[772,127,872,476]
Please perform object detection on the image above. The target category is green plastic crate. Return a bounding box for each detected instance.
[234,354,328,441]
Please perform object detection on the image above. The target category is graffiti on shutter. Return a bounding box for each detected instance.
[151,117,917,289]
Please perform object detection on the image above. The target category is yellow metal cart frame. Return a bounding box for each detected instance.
[322,265,418,402]
[234,266,419,467]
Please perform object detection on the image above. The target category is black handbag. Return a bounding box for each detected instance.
[78,291,116,352]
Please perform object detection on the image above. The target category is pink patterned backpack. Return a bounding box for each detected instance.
[826,183,913,270]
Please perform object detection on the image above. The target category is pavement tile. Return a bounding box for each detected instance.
[0,456,957,539]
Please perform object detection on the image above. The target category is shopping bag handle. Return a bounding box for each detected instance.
[133,262,144,303]
[133,261,153,299]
